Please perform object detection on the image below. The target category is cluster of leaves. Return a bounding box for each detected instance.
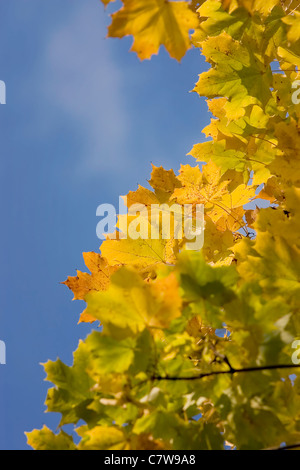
[27,0,300,450]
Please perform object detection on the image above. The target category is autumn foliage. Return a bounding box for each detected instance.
[26,0,300,450]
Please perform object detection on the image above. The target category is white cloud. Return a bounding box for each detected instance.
[42,1,130,175]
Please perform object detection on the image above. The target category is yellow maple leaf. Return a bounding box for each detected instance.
[202,217,235,264]
[126,185,160,208]
[100,165,185,270]
[101,228,178,270]
[62,252,119,323]
[268,119,300,186]
[148,164,182,196]
[235,188,300,307]
[107,0,199,60]
[221,0,283,15]
[258,176,285,203]
[85,269,182,334]
[26,426,76,451]
[282,11,300,42]
[278,47,300,68]
[62,252,118,301]
[172,161,256,231]
[77,426,128,450]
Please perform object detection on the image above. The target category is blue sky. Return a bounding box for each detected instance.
[0,0,209,449]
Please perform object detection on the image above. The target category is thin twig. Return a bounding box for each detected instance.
[152,364,300,381]
[265,443,300,451]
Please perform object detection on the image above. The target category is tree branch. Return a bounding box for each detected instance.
[152,364,300,381]
[265,443,300,451]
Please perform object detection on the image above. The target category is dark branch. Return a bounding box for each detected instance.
[152,364,300,381]
[265,443,300,451]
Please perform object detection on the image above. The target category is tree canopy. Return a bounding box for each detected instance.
[27,0,300,450]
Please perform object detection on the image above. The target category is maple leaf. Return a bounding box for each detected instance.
[194,32,273,119]
[172,162,230,206]
[255,188,300,250]
[268,119,300,186]
[192,0,254,44]
[62,252,118,300]
[244,207,260,228]
[278,46,300,68]
[107,0,199,60]
[202,217,235,264]
[62,252,119,323]
[258,176,285,203]
[189,99,280,185]
[221,0,300,15]
[85,332,137,374]
[25,426,76,451]
[100,165,186,270]
[172,161,256,232]
[149,165,180,195]
[235,190,300,309]
[100,229,179,270]
[77,426,128,450]
[84,269,182,335]
[282,11,300,42]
